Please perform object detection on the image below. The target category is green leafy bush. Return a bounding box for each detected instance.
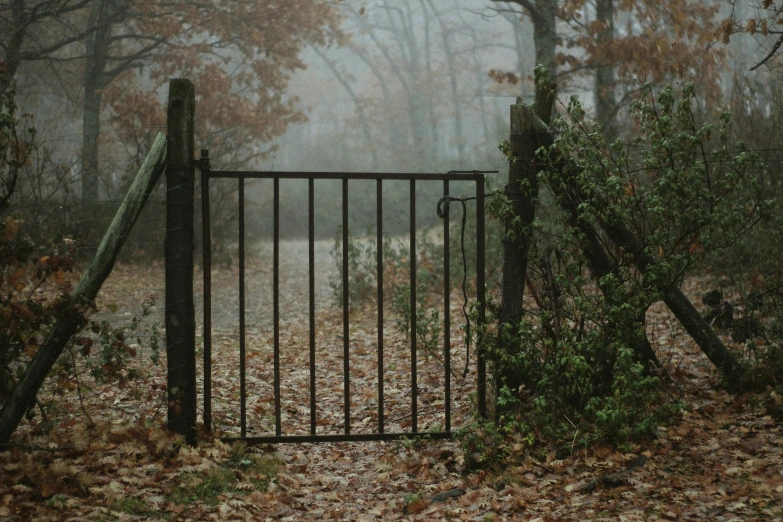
[483,81,763,451]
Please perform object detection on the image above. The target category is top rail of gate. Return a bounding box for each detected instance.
[203,169,487,181]
[198,153,490,443]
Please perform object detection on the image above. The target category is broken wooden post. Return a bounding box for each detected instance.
[165,79,197,446]
[0,133,167,445]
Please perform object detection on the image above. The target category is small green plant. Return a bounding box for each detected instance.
[403,490,428,515]
[170,466,237,506]
[390,281,441,360]
[329,226,379,308]
[80,320,137,383]
[168,446,279,506]
[457,416,508,470]
[148,321,161,366]
[111,496,149,515]
[404,491,422,505]
[45,494,67,510]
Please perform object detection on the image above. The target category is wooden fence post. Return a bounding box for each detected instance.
[498,99,539,403]
[166,79,197,445]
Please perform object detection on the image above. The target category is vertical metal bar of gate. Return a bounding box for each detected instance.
[376,180,384,434]
[342,179,350,434]
[410,180,417,432]
[309,179,316,435]
[273,177,281,436]
[476,178,487,418]
[200,153,212,433]
[239,179,247,437]
[443,180,451,432]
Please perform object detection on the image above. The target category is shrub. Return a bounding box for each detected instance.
[329,227,446,359]
[483,81,763,450]
[0,67,83,409]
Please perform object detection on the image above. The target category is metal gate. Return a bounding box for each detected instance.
[199,151,486,443]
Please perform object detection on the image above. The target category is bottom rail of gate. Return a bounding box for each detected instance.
[222,432,453,444]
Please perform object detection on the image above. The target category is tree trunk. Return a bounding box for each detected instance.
[531,0,558,79]
[1,0,26,95]
[595,0,618,141]
[495,0,557,81]
[81,0,112,203]
[0,133,167,445]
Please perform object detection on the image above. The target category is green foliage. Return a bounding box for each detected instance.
[390,281,441,360]
[699,73,783,415]
[542,83,765,285]
[457,410,534,471]
[484,256,681,448]
[481,82,763,454]
[329,226,382,308]
[111,496,149,515]
[169,444,278,506]
[170,466,237,506]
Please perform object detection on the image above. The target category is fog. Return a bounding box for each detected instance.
[2,0,777,246]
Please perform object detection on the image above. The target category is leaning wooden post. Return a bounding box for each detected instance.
[165,79,197,446]
[0,133,167,445]
[498,99,539,400]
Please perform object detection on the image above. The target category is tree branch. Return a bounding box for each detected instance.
[750,32,783,71]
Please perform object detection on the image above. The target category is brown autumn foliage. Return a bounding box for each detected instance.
[102,0,342,170]
[721,0,783,70]
[490,0,726,111]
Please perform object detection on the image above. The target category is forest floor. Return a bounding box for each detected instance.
[0,240,782,521]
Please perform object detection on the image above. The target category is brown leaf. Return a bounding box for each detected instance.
[2,218,19,242]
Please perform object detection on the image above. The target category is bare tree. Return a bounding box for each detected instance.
[0,0,96,93]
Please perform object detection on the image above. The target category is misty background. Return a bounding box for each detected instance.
[1,0,777,250]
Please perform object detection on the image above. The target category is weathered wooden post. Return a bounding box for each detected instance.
[165,79,197,445]
[501,98,535,327]
[498,98,539,401]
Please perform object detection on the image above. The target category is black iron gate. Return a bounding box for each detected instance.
[199,152,486,443]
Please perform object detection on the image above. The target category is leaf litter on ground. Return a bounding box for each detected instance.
[1,247,782,520]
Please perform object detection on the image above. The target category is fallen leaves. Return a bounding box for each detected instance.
[2,249,783,520]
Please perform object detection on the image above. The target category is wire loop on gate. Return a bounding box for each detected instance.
[437,195,476,378]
